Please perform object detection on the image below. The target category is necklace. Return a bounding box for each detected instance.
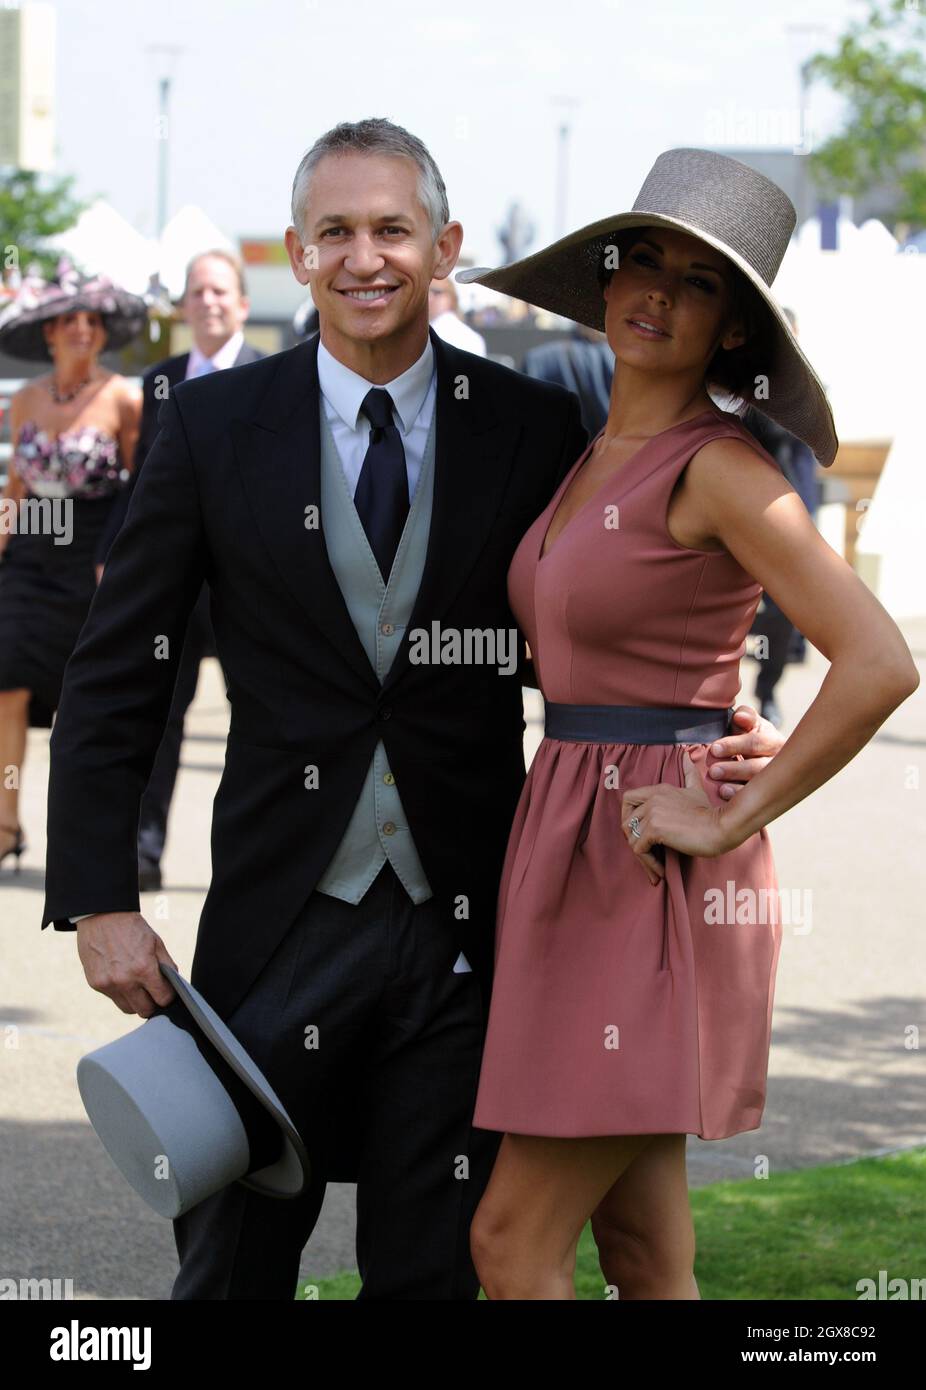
[48,372,93,404]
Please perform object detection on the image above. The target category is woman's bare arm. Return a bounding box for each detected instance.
[3,389,28,500]
[116,376,143,478]
[0,390,29,556]
[684,436,918,848]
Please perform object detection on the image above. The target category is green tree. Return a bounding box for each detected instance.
[0,168,91,280]
[806,0,926,232]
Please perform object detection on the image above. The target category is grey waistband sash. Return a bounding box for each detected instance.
[543,702,734,745]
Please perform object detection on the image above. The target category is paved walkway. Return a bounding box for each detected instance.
[2,621,924,1298]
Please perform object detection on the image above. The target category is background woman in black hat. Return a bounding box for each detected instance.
[0,262,145,869]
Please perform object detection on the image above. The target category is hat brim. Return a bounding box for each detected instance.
[0,288,148,361]
[160,964,311,1199]
[456,211,837,466]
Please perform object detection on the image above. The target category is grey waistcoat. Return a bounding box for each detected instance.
[314,398,436,904]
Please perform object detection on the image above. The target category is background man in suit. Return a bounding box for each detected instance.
[95,251,265,889]
[743,308,821,728]
[42,118,783,1300]
[521,322,616,438]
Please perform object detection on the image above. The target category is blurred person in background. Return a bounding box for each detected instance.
[522,322,615,438]
[0,260,145,871]
[293,298,320,340]
[742,307,821,728]
[428,274,486,354]
[93,250,265,891]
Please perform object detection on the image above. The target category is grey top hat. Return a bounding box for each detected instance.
[77,964,311,1219]
[457,148,838,466]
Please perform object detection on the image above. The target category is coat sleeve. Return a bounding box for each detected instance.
[41,390,207,931]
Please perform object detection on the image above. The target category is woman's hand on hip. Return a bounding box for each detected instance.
[622,751,736,869]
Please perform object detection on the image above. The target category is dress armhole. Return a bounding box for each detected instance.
[663,425,785,557]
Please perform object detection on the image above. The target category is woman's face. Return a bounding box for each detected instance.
[603,225,745,376]
[43,309,107,361]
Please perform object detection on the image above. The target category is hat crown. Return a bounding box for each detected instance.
[631,148,796,286]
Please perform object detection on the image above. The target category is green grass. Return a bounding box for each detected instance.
[295,1147,926,1300]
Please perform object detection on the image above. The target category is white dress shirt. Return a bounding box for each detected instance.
[186,329,245,379]
[316,333,436,500]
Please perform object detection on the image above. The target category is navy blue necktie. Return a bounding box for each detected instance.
[354,387,409,583]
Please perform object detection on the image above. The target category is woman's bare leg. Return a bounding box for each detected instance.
[591,1133,700,1299]
[470,1131,657,1299]
[0,688,29,851]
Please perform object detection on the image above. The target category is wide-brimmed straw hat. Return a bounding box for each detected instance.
[0,256,148,361]
[456,147,837,466]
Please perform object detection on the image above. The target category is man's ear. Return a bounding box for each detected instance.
[431,220,464,281]
[284,226,312,287]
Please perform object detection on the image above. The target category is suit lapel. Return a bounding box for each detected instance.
[381,328,521,693]
[231,338,380,690]
[169,354,189,386]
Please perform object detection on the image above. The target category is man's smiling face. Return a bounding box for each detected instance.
[285,151,460,361]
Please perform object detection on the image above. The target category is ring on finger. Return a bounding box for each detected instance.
[629,816,642,840]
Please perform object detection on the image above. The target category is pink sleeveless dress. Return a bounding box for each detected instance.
[472,403,783,1141]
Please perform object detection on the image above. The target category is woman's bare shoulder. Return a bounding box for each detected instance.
[9,376,47,426]
[675,432,798,545]
[110,371,143,411]
[91,370,141,423]
[12,373,48,400]
[689,429,791,491]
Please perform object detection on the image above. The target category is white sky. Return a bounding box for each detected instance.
[51,0,861,264]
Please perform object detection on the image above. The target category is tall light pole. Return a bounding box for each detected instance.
[551,96,580,240]
[146,44,183,239]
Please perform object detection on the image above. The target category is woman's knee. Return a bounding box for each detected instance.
[592,1215,695,1295]
[470,1203,571,1299]
[470,1204,513,1291]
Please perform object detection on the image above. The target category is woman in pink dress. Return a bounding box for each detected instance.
[455,149,919,1299]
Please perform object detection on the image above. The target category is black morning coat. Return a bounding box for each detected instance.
[41,325,588,1024]
[95,340,265,566]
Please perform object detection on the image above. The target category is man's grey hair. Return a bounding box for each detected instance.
[290,118,450,243]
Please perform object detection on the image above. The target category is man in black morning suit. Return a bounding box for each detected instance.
[41,120,780,1300]
[93,252,265,892]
